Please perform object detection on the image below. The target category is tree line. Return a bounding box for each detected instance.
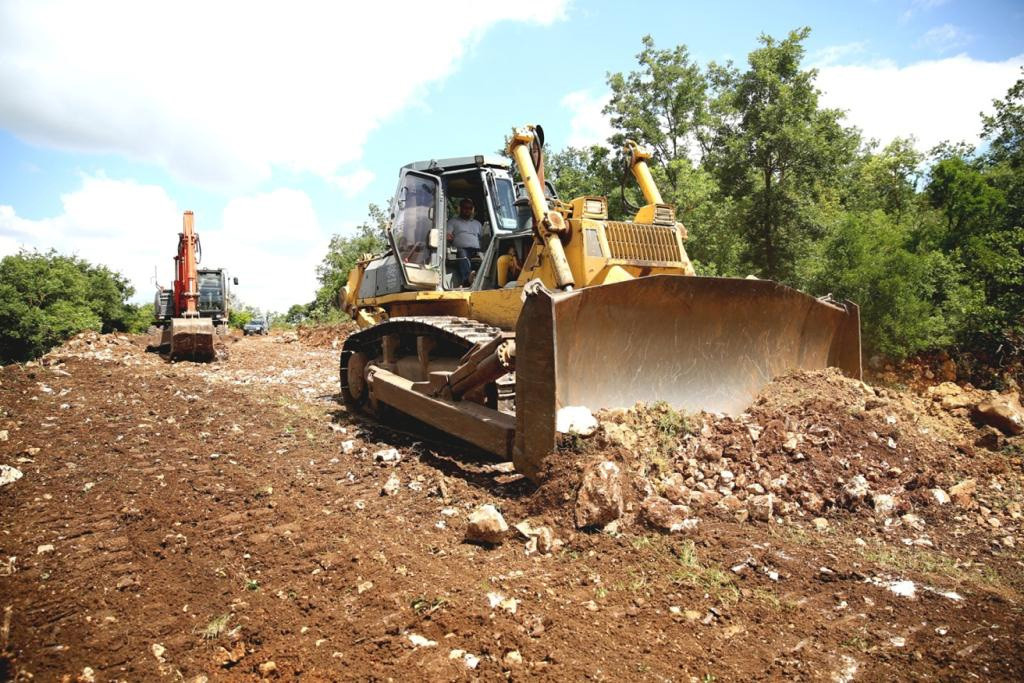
[0,250,151,363]
[0,251,278,363]
[544,28,1022,383]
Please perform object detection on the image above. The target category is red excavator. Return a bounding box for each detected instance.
[150,211,234,360]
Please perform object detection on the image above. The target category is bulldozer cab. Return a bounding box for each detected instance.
[387,157,522,293]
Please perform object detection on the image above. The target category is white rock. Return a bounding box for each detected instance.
[341,440,356,454]
[408,633,437,648]
[872,494,897,517]
[782,433,798,452]
[0,465,24,488]
[36,544,55,555]
[465,504,508,545]
[748,494,774,522]
[503,650,524,667]
[373,448,401,464]
[841,475,870,508]
[575,461,624,528]
[381,473,401,496]
[930,488,950,505]
[901,513,926,531]
[0,429,8,441]
[556,406,598,436]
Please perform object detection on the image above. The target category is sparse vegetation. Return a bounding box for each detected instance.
[201,613,232,640]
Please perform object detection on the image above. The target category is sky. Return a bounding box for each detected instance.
[1,0,1022,313]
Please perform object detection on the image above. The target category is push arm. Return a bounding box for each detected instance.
[507,125,575,291]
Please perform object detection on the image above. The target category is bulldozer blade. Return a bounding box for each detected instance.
[513,276,861,480]
[168,317,216,361]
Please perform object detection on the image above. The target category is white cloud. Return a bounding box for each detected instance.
[817,54,1024,153]
[202,189,328,312]
[561,90,613,148]
[0,1,567,189]
[0,176,330,312]
[331,170,376,198]
[900,0,950,23]
[916,24,972,53]
[809,42,867,68]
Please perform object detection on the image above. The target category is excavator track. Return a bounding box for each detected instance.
[340,316,508,413]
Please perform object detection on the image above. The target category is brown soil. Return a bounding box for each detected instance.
[295,323,357,350]
[1,331,1022,681]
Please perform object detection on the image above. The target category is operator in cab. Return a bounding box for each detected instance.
[447,198,482,287]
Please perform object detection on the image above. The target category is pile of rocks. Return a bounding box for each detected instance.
[558,369,1023,537]
[41,331,154,367]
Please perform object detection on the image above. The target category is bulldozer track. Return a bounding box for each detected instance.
[339,316,506,405]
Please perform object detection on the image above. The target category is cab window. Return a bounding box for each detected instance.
[491,176,518,231]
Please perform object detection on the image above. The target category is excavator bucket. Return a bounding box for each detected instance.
[513,276,861,479]
[167,317,216,361]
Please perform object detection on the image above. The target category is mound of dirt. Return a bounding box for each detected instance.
[296,323,356,349]
[3,334,1022,680]
[538,369,1023,539]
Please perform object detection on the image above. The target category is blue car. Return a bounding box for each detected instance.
[243,319,268,336]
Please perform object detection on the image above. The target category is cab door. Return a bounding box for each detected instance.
[391,169,442,289]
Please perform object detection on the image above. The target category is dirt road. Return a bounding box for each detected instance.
[1,332,1022,681]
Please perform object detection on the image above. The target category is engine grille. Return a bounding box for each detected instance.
[604,222,683,262]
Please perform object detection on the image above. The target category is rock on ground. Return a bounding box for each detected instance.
[575,461,624,529]
[641,495,698,532]
[973,395,1024,436]
[465,504,508,545]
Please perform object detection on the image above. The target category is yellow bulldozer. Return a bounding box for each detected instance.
[339,125,861,480]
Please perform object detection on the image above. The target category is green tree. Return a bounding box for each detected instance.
[982,68,1024,170]
[0,250,140,363]
[599,36,745,274]
[809,211,976,358]
[844,137,923,221]
[309,204,388,319]
[605,35,714,172]
[707,27,859,282]
[546,145,617,208]
[926,155,1006,250]
[123,302,156,334]
[284,303,309,325]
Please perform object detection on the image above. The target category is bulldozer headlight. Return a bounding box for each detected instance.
[584,198,607,218]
